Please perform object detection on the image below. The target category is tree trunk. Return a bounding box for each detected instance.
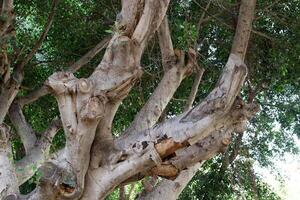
[0,0,259,199]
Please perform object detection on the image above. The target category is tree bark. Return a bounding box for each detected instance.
[0,124,19,199]
[136,0,257,199]
[0,0,259,199]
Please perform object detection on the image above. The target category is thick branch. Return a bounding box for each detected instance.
[138,164,203,200]
[0,83,19,123]
[230,0,256,60]
[0,0,15,123]
[8,103,36,153]
[90,101,124,169]
[0,124,19,198]
[15,118,62,185]
[157,16,175,68]
[17,36,110,107]
[0,0,14,37]
[132,0,170,58]
[123,29,195,137]
[82,144,162,200]
[105,2,256,198]
[118,0,144,36]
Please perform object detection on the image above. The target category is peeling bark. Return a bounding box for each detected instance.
[137,163,203,200]
[0,0,260,199]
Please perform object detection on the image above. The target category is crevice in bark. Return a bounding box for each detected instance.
[0,0,261,199]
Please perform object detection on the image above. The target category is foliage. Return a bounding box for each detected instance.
[7,0,299,198]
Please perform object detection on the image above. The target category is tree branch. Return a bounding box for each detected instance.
[121,16,196,138]
[0,0,14,37]
[193,0,270,41]
[111,2,257,199]
[17,36,110,107]
[6,1,259,199]
[8,102,36,153]
[15,0,58,73]
[0,0,58,124]
[138,162,203,200]
[183,68,204,111]
[0,124,19,198]
[0,0,15,123]
[67,36,111,73]
[15,118,62,185]
[157,16,175,69]
[132,0,171,58]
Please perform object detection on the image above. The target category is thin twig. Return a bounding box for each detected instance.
[193,0,273,41]
[184,68,204,111]
[16,0,59,72]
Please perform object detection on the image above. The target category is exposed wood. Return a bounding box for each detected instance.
[137,163,203,200]
[134,1,257,199]
[0,0,261,199]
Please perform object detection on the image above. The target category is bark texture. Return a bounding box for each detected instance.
[0,0,259,199]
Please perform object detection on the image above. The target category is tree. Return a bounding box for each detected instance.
[0,0,299,199]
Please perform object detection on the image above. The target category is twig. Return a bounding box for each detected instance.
[16,0,59,72]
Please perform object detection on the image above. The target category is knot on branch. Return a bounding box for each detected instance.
[78,78,94,94]
[167,48,196,76]
[221,138,231,146]
[219,135,232,153]
[58,171,78,198]
[80,96,107,121]
[231,97,260,133]
[185,48,198,74]
[111,36,137,69]
[46,72,77,95]
[106,74,140,101]
[149,164,179,178]
[231,97,259,120]
[38,162,79,198]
